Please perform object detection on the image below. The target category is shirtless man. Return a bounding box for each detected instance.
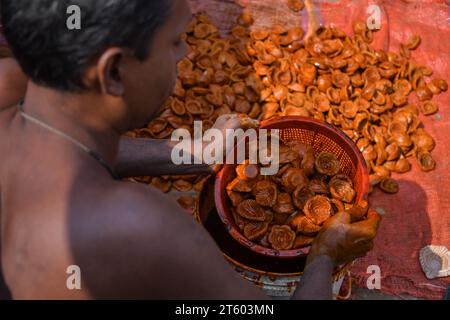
[0,0,380,299]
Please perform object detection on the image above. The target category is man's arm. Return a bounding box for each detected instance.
[294,255,334,300]
[116,114,258,178]
[116,137,212,177]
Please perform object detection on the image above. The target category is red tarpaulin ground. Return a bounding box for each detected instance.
[189,0,450,299]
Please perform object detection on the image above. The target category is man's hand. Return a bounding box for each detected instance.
[307,205,382,267]
[212,114,259,132]
[208,114,259,174]
[295,204,381,299]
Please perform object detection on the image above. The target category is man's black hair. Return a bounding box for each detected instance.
[0,0,172,92]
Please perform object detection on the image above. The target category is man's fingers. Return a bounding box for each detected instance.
[368,208,382,229]
[239,116,259,129]
[351,208,381,229]
[213,115,241,131]
[348,200,369,222]
[347,210,381,242]
[330,210,351,224]
[224,118,242,131]
[213,114,235,129]
[214,114,260,131]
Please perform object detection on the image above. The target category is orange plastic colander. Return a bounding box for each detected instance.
[215,116,369,259]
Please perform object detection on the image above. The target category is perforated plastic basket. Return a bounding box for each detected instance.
[215,116,369,259]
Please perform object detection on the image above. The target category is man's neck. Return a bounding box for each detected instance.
[21,82,123,167]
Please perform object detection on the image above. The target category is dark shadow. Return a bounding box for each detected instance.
[350,178,443,299]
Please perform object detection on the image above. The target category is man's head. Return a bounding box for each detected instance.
[1,0,191,129]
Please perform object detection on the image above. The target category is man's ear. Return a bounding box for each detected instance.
[96,47,125,96]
